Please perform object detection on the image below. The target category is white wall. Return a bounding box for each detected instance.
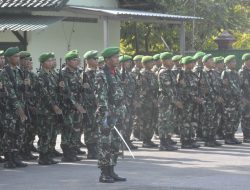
[27,18,120,70]
[0,31,19,42]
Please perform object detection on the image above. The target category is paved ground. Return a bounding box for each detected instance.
[0,132,250,190]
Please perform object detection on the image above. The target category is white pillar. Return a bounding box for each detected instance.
[103,16,109,48]
[180,21,186,55]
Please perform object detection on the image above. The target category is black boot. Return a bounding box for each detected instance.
[12,152,28,167]
[231,134,242,144]
[74,147,86,155]
[87,144,98,160]
[109,166,126,182]
[167,135,177,145]
[3,152,16,169]
[20,150,38,161]
[38,152,51,165]
[50,149,63,157]
[99,166,114,183]
[47,152,59,165]
[29,145,38,152]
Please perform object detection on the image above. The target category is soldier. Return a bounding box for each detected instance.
[131,55,144,141]
[138,56,158,148]
[18,51,39,160]
[239,53,250,143]
[178,56,201,149]
[213,56,225,140]
[221,55,242,144]
[158,52,180,151]
[81,50,99,159]
[36,53,63,165]
[1,47,28,168]
[193,51,206,140]
[171,55,183,136]
[60,50,86,162]
[0,50,5,162]
[119,55,138,149]
[201,54,223,147]
[95,47,126,183]
[151,54,161,73]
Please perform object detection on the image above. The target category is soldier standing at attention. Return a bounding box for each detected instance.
[221,55,242,145]
[95,47,126,183]
[239,53,250,143]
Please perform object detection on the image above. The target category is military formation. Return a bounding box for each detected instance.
[0,46,250,183]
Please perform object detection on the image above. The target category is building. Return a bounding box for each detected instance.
[0,0,201,69]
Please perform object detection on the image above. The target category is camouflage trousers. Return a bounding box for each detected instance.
[37,114,57,154]
[241,103,250,139]
[132,106,143,139]
[180,103,196,143]
[61,110,83,150]
[201,99,217,140]
[83,107,98,146]
[97,105,126,167]
[124,101,134,142]
[223,100,241,136]
[139,101,156,142]
[1,112,25,154]
[157,96,175,139]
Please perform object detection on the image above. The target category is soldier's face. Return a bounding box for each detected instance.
[245,60,250,69]
[8,53,20,66]
[227,61,236,70]
[134,60,142,68]
[124,60,131,69]
[110,54,119,67]
[43,58,53,70]
[216,63,225,70]
[144,61,153,70]
[0,56,5,67]
[163,59,173,68]
[88,58,98,68]
[67,58,78,69]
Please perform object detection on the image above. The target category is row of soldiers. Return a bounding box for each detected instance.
[0,46,250,183]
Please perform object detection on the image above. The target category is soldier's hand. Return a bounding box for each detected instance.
[174,101,183,109]
[24,79,31,86]
[217,96,224,103]
[196,97,205,104]
[16,108,27,123]
[0,82,2,89]
[59,81,65,88]
[242,98,250,106]
[83,82,90,89]
[133,101,141,108]
[179,79,185,85]
[223,79,229,86]
[53,105,63,115]
[75,103,86,114]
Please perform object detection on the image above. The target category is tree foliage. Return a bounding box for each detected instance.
[120,0,250,55]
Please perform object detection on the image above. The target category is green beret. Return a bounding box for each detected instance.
[101,47,120,58]
[49,52,55,59]
[213,56,224,64]
[242,53,250,62]
[98,56,104,64]
[0,50,4,56]
[65,50,79,61]
[19,51,31,59]
[160,52,173,60]
[84,50,98,60]
[193,51,206,60]
[4,47,19,57]
[202,54,213,63]
[172,55,183,62]
[142,56,154,64]
[224,55,236,64]
[181,56,195,65]
[39,53,51,63]
[119,55,132,63]
[133,55,143,61]
[153,54,160,61]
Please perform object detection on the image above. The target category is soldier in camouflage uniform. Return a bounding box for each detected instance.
[158,52,180,151]
[131,55,144,141]
[60,50,86,162]
[95,47,126,183]
[201,54,223,147]
[0,50,5,162]
[81,50,99,159]
[98,56,105,70]
[239,53,250,143]
[119,55,138,149]
[171,55,183,136]
[138,56,158,148]
[178,56,201,149]
[1,47,28,168]
[221,55,242,144]
[192,51,206,140]
[213,56,225,139]
[36,53,63,165]
[18,51,39,160]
